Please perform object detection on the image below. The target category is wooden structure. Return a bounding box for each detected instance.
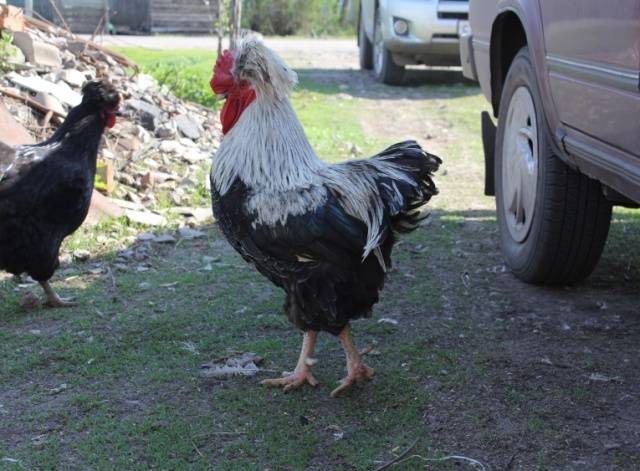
[7,0,219,34]
[150,0,217,34]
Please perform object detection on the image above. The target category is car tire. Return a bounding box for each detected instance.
[372,8,404,85]
[358,11,373,70]
[495,47,612,285]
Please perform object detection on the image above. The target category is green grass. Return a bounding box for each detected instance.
[117,48,219,108]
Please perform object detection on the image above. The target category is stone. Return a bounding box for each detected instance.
[125,99,163,131]
[152,171,176,183]
[155,124,176,139]
[179,137,197,148]
[179,177,198,188]
[58,68,86,88]
[124,209,167,227]
[85,191,124,226]
[135,74,156,92]
[181,148,208,164]
[66,40,87,55]
[32,91,65,115]
[136,232,156,242]
[6,72,81,107]
[178,227,205,239]
[140,172,154,190]
[117,137,140,152]
[154,234,177,244]
[117,173,136,187]
[159,140,182,154]
[73,249,91,261]
[12,31,61,68]
[175,114,201,140]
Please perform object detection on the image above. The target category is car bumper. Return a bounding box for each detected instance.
[459,32,477,81]
[381,0,469,64]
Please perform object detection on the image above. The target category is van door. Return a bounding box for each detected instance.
[540,1,640,157]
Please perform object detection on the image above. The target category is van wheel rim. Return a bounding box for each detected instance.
[502,86,538,243]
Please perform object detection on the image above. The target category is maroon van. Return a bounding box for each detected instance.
[460,1,640,284]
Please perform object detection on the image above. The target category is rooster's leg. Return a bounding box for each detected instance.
[331,324,374,397]
[262,330,319,392]
[40,281,77,308]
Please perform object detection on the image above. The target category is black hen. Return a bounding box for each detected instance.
[0,80,120,307]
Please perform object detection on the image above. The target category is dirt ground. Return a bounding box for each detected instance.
[2,38,639,470]
[251,37,639,469]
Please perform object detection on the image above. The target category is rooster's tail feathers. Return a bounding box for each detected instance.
[372,140,441,234]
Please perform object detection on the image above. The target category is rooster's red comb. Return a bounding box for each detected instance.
[211,49,236,95]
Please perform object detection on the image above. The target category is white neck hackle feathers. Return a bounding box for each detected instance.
[211,37,419,261]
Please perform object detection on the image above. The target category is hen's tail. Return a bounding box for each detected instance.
[372,140,441,233]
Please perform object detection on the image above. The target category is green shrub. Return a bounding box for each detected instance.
[242,0,356,36]
[0,31,17,71]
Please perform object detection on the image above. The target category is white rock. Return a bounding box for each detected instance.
[7,72,81,107]
[33,91,65,115]
[125,209,167,227]
[58,68,86,88]
[159,140,182,154]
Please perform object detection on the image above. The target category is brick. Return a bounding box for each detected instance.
[0,5,25,32]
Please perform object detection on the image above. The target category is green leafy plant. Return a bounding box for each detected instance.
[0,31,17,71]
[242,0,356,36]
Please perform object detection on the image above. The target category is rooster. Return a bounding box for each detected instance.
[0,80,120,308]
[210,38,440,396]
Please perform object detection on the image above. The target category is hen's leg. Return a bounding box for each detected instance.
[262,330,319,392]
[331,324,374,397]
[40,281,77,308]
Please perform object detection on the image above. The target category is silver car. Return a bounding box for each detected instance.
[357,0,470,84]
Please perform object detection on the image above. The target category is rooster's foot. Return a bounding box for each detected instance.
[40,281,77,308]
[262,367,319,392]
[330,362,374,397]
[44,295,77,308]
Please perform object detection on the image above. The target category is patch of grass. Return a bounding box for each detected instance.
[115,48,219,108]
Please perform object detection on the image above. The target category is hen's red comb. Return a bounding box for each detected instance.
[211,49,235,95]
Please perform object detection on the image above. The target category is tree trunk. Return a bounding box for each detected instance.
[229,0,241,50]
[217,0,224,56]
[340,0,352,25]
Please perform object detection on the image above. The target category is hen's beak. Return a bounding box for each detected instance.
[216,93,229,100]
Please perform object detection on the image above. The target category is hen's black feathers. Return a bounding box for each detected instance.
[212,140,440,335]
[0,80,118,282]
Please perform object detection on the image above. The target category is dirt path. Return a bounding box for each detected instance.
[277,38,640,469]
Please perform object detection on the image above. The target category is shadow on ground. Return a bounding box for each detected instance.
[296,67,478,101]
[0,207,638,469]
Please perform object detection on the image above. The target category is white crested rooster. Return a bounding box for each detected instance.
[209,38,441,397]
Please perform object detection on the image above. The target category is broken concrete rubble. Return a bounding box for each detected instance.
[12,30,61,68]
[1,13,222,228]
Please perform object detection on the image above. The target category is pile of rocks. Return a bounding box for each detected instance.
[0,12,222,227]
